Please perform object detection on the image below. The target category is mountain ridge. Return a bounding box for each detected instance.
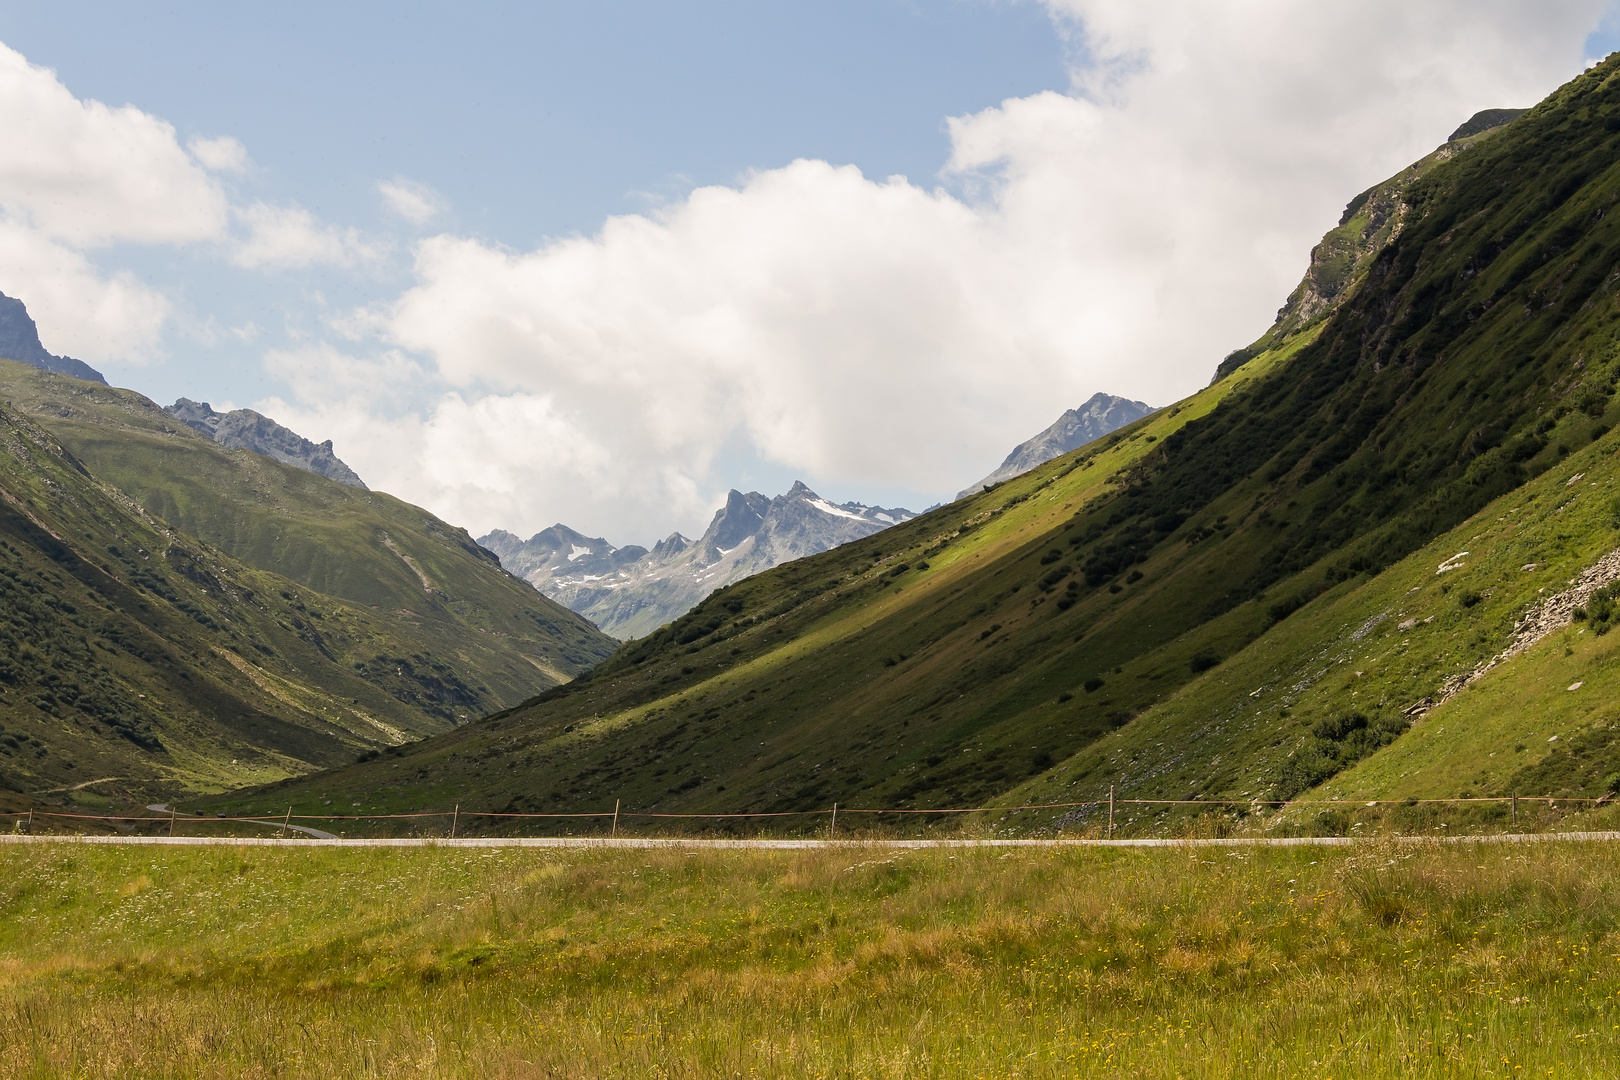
[479,481,914,638]
[165,398,367,489]
[0,357,618,803]
[957,393,1157,499]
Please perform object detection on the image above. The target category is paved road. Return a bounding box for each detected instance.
[144,805,338,841]
[5,832,1620,850]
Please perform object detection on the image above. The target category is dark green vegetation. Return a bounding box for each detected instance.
[0,361,614,803]
[5,841,1620,1077]
[213,59,1620,834]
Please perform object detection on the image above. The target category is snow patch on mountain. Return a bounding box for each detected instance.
[479,481,913,639]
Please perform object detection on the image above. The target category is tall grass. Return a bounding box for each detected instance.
[2,840,1618,1077]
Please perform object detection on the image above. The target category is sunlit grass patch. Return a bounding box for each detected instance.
[2,840,1618,1076]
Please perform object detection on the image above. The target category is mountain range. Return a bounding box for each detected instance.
[480,482,914,639]
[206,81,1620,836]
[957,393,1157,499]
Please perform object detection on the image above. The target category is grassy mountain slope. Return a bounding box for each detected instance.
[207,58,1620,831]
[0,364,615,806]
[993,422,1620,836]
[199,338,1314,821]
[0,361,614,704]
[0,402,491,803]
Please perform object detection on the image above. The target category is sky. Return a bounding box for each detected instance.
[0,1,1616,546]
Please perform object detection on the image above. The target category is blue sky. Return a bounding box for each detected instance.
[0,2,1613,543]
[0,3,1068,241]
[0,1,1067,409]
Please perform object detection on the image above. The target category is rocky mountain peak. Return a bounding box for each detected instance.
[165,398,367,489]
[959,393,1157,499]
[708,490,772,556]
[478,482,915,638]
[0,291,106,384]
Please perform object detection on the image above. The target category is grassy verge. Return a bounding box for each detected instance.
[3,842,1619,1077]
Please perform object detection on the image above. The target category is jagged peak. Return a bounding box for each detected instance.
[163,398,367,489]
[0,291,106,384]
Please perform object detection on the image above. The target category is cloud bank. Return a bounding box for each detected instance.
[269,0,1605,543]
[0,43,378,361]
[0,5,1608,544]
[0,42,230,360]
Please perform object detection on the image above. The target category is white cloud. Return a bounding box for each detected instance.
[0,42,227,247]
[300,1,1608,541]
[188,134,250,174]
[0,217,171,362]
[378,178,446,225]
[0,40,237,362]
[263,342,430,409]
[231,201,385,270]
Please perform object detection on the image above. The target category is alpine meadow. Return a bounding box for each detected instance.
[10,19,1620,1080]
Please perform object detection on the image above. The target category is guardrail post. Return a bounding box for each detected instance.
[611,799,620,839]
[1108,786,1115,840]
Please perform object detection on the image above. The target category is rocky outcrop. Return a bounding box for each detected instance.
[0,292,106,384]
[165,398,367,488]
[480,481,913,638]
[958,393,1156,500]
[1213,108,1529,383]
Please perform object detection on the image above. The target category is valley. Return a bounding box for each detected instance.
[8,61,1620,844]
[0,359,615,805]
[200,73,1620,834]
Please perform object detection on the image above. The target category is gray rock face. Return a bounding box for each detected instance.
[164,398,367,488]
[0,291,106,384]
[1213,109,1527,385]
[479,481,913,639]
[1449,108,1527,141]
[958,393,1157,499]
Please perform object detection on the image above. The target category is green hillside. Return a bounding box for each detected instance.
[196,339,1315,823]
[0,364,615,805]
[0,361,614,694]
[205,58,1620,832]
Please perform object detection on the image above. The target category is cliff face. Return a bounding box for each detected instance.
[1214,107,1530,383]
[0,292,106,384]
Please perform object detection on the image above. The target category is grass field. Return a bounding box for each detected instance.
[3,841,1619,1077]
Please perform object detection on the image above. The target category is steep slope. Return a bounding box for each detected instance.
[165,398,367,488]
[957,393,1157,499]
[1213,107,1524,382]
[210,67,1620,831]
[0,361,616,726]
[203,343,1296,823]
[0,291,105,384]
[0,399,523,805]
[481,482,914,638]
[992,426,1620,837]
